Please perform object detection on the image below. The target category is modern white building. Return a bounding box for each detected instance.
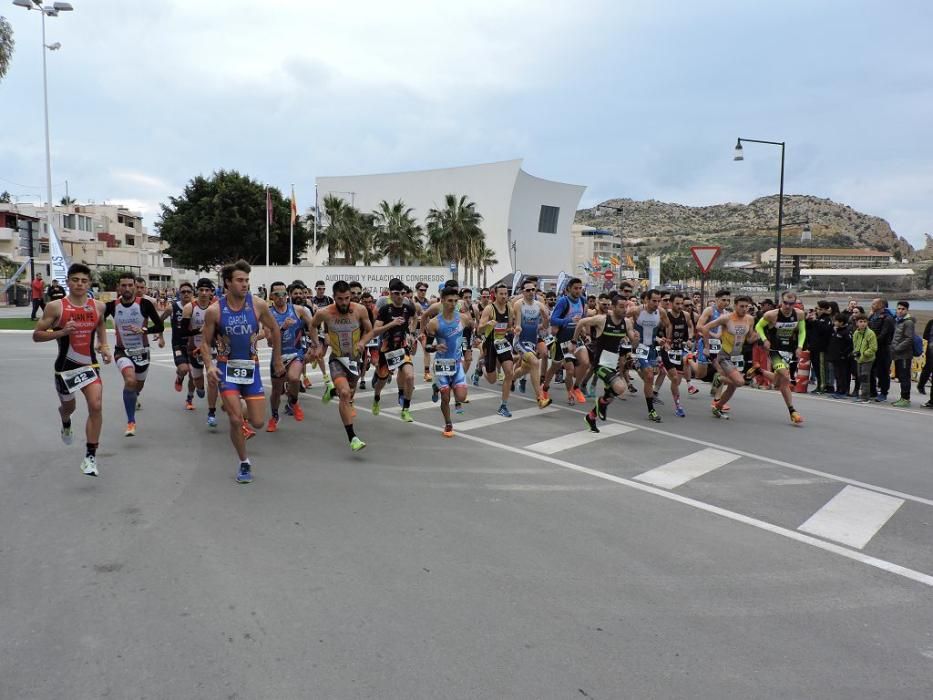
[314,159,586,284]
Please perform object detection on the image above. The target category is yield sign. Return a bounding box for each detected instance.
[691,246,721,274]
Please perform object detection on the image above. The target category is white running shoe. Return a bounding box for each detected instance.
[80,455,99,477]
[61,425,74,445]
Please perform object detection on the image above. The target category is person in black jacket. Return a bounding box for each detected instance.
[827,313,853,398]
[915,317,933,406]
[868,297,895,401]
[806,300,834,393]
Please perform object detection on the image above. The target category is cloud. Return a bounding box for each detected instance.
[110,169,172,192]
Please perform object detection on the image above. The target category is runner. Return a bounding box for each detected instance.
[359,291,379,391]
[699,295,757,419]
[626,288,670,423]
[105,272,165,437]
[370,278,418,421]
[660,292,695,417]
[412,281,433,381]
[545,277,591,405]
[306,280,374,451]
[424,286,474,436]
[181,279,220,426]
[752,290,806,425]
[510,279,553,408]
[575,294,636,431]
[135,275,165,350]
[165,281,196,404]
[476,283,517,417]
[265,281,315,432]
[687,288,732,405]
[33,263,112,476]
[200,260,284,484]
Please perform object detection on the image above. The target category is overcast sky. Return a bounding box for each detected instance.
[1,0,930,247]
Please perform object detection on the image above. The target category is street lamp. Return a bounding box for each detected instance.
[734,136,786,302]
[596,202,624,287]
[11,0,75,282]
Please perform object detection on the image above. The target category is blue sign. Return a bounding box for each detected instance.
[448,262,456,272]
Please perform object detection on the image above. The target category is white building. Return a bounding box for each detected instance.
[314,159,586,284]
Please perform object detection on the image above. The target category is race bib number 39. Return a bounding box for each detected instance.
[225,359,256,385]
[59,365,98,394]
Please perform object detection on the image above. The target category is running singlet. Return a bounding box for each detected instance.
[668,311,689,347]
[189,302,211,352]
[55,297,99,370]
[518,301,541,345]
[270,303,304,359]
[326,305,362,358]
[551,295,585,342]
[109,298,158,353]
[434,312,466,386]
[169,300,186,348]
[216,294,260,363]
[485,304,511,343]
[769,309,800,352]
[634,308,661,348]
[596,314,628,359]
[719,315,751,356]
[377,300,416,351]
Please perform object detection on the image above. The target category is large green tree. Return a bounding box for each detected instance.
[0,16,13,83]
[373,199,423,265]
[157,170,308,271]
[425,194,484,284]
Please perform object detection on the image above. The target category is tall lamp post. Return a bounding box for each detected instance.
[12,0,75,281]
[734,137,785,302]
[596,203,624,286]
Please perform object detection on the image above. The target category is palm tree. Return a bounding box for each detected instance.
[480,246,498,288]
[0,16,14,83]
[373,200,423,265]
[319,195,365,265]
[358,212,381,266]
[425,194,484,283]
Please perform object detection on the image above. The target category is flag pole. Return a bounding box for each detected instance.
[289,183,295,267]
[313,183,319,265]
[265,187,270,267]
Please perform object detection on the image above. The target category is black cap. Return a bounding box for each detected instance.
[196,277,215,290]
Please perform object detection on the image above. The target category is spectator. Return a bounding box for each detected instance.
[851,314,877,403]
[827,313,853,398]
[917,316,933,404]
[47,279,66,301]
[29,273,46,320]
[806,300,834,393]
[889,301,915,408]
[868,297,895,401]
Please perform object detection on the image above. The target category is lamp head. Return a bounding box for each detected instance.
[46,41,61,50]
[733,139,744,162]
[53,1,74,9]
[12,0,33,9]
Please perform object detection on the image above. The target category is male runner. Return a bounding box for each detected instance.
[660,292,695,417]
[306,280,374,451]
[181,278,220,426]
[752,290,806,425]
[545,277,591,405]
[699,295,757,419]
[33,263,112,476]
[687,288,732,404]
[135,275,165,350]
[510,279,553,408]
[476,283,517,417]
[370,278,418,421]
[200,260,283,484]
[359,291,379,391]
[349,280,363,304]
[412,281,433,381]
[424,286,474,436]
[575,294,637,431]
[105,272,165,437]
[627,288,670,422]
[266,280,314,432]
[166,281,196,403]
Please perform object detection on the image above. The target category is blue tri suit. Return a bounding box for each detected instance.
[434,312,467,390]
[216,293,264,398]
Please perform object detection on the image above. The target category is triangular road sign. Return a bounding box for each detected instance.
[691,246,721,274]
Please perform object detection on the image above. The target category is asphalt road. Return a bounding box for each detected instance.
[2,330,932,700]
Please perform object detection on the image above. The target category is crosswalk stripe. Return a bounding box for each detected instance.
[384,394,498,414]
[633,448,740,489]
[798,485,905,549]
[525,423,636,454]
[454,406,559,431]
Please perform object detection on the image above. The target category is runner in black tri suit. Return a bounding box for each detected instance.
[659,292,694,418]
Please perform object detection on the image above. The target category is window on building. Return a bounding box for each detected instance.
[538,205,559,234]
[126,235,135,247]
[62,214,76,229]
[125,219,135,229]
[78,215,92,232]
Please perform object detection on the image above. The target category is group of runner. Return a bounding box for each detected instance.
[35,262,808,484]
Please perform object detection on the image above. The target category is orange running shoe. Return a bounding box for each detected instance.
[573,387,587,404]
[185,399,194,411]
[124,421,136,437]
[302,375,312,389]
[266,417,278,432]
[241,421,256,440]
[292,402,305,421]
[442,424,454,438]
[790,410,804,426]
[174,376,183,392]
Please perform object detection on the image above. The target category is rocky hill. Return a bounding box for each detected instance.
[575,195,914,261]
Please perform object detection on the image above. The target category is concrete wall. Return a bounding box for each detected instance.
[247,265,450,296]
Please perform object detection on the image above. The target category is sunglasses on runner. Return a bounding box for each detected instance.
[272,291,288,297]
[523,287,535,293]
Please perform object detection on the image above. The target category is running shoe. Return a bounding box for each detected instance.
[711,405,729,420]
[207,414,218,429]
[432,383,440,403]
[302,375,312,389]
[322,383,335,404]
[711,374,722,392]
[497,369,505,382]
[586,384,596,398]
[241,421,256,440]
[350,436,366,452]
[284,402,294,416]
[400,408,414,423]
[135,399,142,411]
[653,396,665,406]
[124,422,136,437]
[687,383,699,395]
[61,424,74,445]
[674,405,686,418]
[266,417,278,432]
[291,402,305,421]
[789,411,804,425]
[359,379,367,391]
[372,399,381,416]
[538,395,553,409]
[595,400,607,421]
[236,462,252,484]
[540,387,550,402]
[497,403,512,418]
[455,402,464,414]
[174,376,183,392]
[892,398,911,408]
[442,424,455,438]
[80,455,99,477]
[424,370,433,382]
[647,410,662,423]
[628,384,638,394]
[518,377,527,394]
[196,388,205,399]
[572,387,587,404]
[584,412,599,433]
[472,372,480,386]
[185,399,195,411]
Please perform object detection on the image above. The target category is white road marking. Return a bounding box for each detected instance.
[383,394,497,414]
[483,484,602,492]
[525,423,636,454]
[454,406,559,431]
[766,477,834,486]
[634,448,740,489]
[799,485,905,549]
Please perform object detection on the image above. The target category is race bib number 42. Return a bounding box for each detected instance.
[225,359,256,385]
[59,365,98,394]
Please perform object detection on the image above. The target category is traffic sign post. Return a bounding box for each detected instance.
[691,246,721,309]
[604,269,615,282]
